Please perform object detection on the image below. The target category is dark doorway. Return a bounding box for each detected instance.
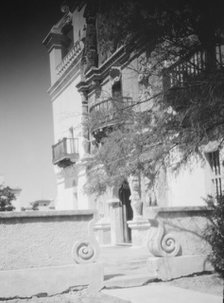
[118,181,133,243]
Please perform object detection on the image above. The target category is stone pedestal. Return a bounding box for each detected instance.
[147,255,213,281]
[107,199,123,245]
[94,218,111,245]
[127,218,150,247]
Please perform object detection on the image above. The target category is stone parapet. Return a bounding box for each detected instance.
[0,210,97,271]
[0,209,94,219]
[0,209,103,298]
[145,205,211,258]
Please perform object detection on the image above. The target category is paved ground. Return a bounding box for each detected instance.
[3,273,222,303]
[100,245,152,287]
[166,273,223,296]
[2,291,130,303]
[1,246,223,303]
[103,282,222,303]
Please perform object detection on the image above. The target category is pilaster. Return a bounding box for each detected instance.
[80,91,90,159]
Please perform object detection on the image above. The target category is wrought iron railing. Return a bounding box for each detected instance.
[89,96,134,114]
[89,96,136,134]
[52,138,79,167]
[164,45,224,89]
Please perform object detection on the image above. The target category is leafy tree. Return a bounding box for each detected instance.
[0,185,15,211]
[83,0,224,296]
[85,0,224,197]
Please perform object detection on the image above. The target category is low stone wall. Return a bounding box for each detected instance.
[145,206,211,257]
[144,206,212,280]
[0,210,95,270]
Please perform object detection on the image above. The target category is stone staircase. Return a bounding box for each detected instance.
[99,245,157,288]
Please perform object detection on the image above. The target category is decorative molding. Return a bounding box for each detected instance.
[145,205,212,217]
[0,209,95,219]
[127,218,150,230]
[56,40,84,77]
[94,217,111,231]
[42,32,71,53]
[48,59,81,101]
[106,198,121,207]
[51,10,72,35]
[76,46,127,93]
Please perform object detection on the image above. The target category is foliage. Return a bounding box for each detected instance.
[204,197,224,280]
[84,0,224,195]
[0,185,15,211]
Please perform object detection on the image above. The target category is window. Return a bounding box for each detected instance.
[112,80,122,99]
[207,150,222,198]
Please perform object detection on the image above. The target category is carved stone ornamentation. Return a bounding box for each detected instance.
[71,216,100,263]
[72,238,99,263]
[147,218,181,257]
[128,175,143,219]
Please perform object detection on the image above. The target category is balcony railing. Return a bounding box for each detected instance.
[56,40,84,77]
[89,97,135,131]
[52,138,79,167]
[89,96,134,114]
[164,45,224,89]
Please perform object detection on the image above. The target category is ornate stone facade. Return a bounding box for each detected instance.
[43,2,219,255]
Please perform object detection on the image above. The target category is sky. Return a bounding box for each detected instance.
[0,1,66,206]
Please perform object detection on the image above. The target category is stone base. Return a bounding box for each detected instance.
[147,255,212,281]
[94,219,111,245]
[127,218,150,247]
[0,263,104,299]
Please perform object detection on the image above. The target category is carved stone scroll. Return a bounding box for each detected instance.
[71,216,100,264]
[147,218,181,257]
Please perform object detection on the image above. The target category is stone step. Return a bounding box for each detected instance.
[103,273,157,289]
[103,259,147,267]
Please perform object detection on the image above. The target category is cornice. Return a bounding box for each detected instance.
[76,42,144,94]
[76,45,128,93]
[42,32,71,53]
[42,10,72,51]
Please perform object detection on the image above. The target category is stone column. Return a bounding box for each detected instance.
[80,91,90,159]
[107,198,123,245]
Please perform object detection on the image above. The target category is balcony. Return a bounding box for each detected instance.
[56,40,84,77]
[89,97,135,131]
[52,138,79,167]
[163,45,224,109]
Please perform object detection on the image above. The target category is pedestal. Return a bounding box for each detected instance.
[94,218,111,245]
[107,199,123,245]
[127,218,150,247]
